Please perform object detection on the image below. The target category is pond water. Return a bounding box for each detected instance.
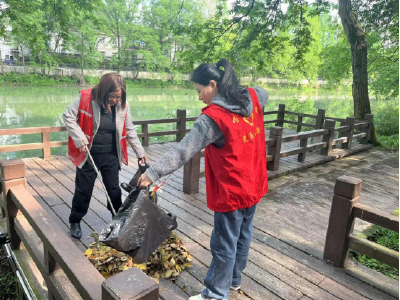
[0,86,358,159]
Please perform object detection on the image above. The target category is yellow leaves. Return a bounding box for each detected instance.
[165,269,173,278]
[84,231,192,280]
[133,263,147,270]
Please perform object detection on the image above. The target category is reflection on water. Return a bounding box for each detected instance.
[0,86,355,159]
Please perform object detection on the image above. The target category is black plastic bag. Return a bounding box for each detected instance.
[99,164,177,263]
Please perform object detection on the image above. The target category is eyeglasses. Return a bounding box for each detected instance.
[108,95,122,101]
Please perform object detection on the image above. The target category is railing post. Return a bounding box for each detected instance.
[298,138,307,163]
[183,151,201,194]
[176,109,187,142]
[0,159,26,249]
[324,175,363,268]
[360,114,374,144]
[297,115,303,132]
[341,117,355,149]
[315,109,326,129]
[42,132,51,159]
[276,104,285,127]
[311,109,326,145]
[267,126,283,171]
[142,124,149,146]
[102,265,159,300]
[44,244,57,300]
[320,119,335,156]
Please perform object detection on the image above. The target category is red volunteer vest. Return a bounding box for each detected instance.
[67,89,129,166]
[202,88,268,212]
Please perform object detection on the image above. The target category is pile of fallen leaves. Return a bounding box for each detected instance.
[84,231,192,280]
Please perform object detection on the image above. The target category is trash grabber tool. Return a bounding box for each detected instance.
[85,146,116,216]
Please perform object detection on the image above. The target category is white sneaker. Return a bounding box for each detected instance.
[188,294,216,300]
[230,285,241,290]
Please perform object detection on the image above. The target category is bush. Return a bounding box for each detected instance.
[353,211,399,280]
[373,100,399,137]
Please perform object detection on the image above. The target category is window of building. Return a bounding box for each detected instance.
[99,38,105,44]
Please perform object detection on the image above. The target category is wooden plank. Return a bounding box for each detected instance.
[26,182,87,252]
[137,130,179,138]
[264,119,278,124]
[251,228,397,300]
[281,129,328,143]
[332,137,348,146]
[283,120,316,128]
[353,133,367,139]
[285,111,318,119]
[9,185,104,300]
[0,126,66,135]
[349,234,399,269]
[14,215,85,300]
[132,118,179,125]
[353,203,399,232]
[263,110,279,115]
[317,278,368,300]
[280,142,327,158]
[345,263,399,299]
[33,158,111,227]
[334,126,350,133]
[155,195,338,300]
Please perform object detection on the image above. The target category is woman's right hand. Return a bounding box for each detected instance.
[79,146,86,153]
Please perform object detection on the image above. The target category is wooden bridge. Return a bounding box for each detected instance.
[0,106,398,300]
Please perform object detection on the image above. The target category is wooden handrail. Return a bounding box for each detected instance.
[183,112,374,194]
[0,126,67,135]
[1,159,159,300]
[284,111,318,119]
[324,175,400,273]
[349,234,399,269]
[353,203,399,232]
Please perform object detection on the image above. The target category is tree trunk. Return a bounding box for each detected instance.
[21,45,25,74]
[0,50,3,75]
[338,0,379,144]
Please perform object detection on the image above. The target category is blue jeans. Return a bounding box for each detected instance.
[202,204,257,300]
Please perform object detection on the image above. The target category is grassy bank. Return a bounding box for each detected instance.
[0,72,193,88]
[352,210,399,279]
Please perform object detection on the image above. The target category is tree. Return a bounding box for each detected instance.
[101,0,144,73]
[338,0,379,143]
[70,10,103,79]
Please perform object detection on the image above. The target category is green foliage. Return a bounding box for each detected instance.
[0,73,74,86]
[373,101,399,137]
[378,135,399,150]
[353,225,399,279]
[0,248,18,300]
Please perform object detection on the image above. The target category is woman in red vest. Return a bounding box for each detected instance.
[63,73,146,239]
[138,59,269,300]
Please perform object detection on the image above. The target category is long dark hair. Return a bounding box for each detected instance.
[191,58,248,109]
[91,73,126,113]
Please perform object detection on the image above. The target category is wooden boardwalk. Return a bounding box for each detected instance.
[21,138,398,300]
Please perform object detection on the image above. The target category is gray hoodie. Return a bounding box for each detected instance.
[146,86,269,182]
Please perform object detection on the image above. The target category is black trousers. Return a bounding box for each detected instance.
[69,151,122,223]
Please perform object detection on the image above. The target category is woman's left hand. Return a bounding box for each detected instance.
[139,156,147,164]
[138,173,152,188]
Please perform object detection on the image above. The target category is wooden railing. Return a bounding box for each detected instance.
[183,114,374,194]
[0,159,159,300]
[0,126,68,159]
[324,175,399,279]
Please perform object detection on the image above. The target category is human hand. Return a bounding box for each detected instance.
[139,156,147,164]
[79,146,86,153]
[138,173,152,188]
